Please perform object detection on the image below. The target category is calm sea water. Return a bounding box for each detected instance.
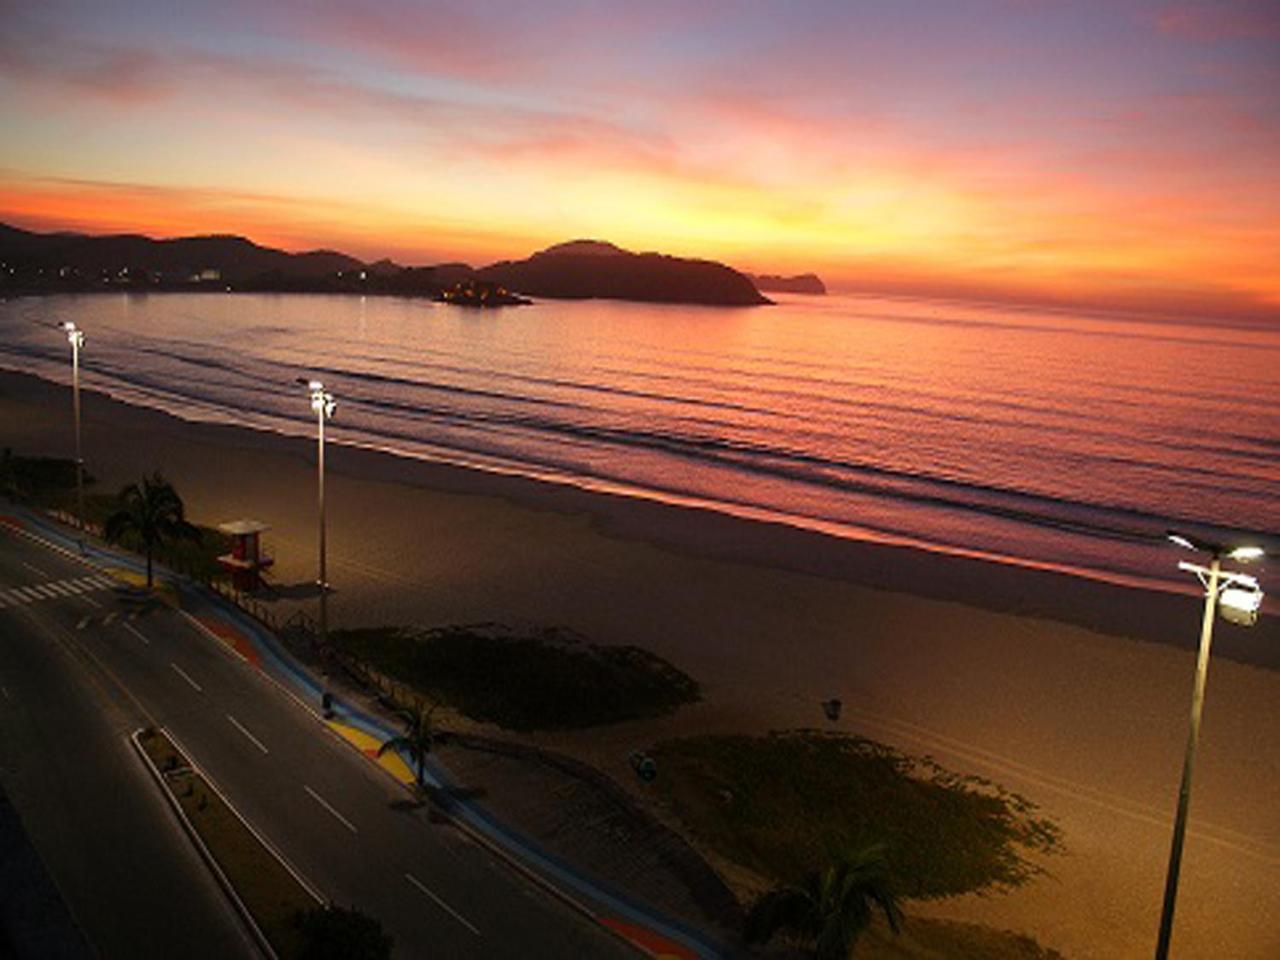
[2,292,1277,592]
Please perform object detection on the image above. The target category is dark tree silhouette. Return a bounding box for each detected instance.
[295,904,392,960]
[745,846,902,959]
[103,472,200,588]
[378,701,437,794]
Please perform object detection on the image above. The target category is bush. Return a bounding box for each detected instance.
[652,730,1061,899]
[294,905,392,960]
[333,625,700,730]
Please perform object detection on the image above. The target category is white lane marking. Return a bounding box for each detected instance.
[76,616,91,630]
[21,561,48,578]
[1,686,11,702]
[404,873,482,936]
[122,622,150,645]
[103,612,119,625]
[227,714,269,755]
[169,662,203,693]
[303,785,358,834]
[77,594,102,609]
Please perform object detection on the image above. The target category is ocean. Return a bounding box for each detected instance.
[2,291,1277,593]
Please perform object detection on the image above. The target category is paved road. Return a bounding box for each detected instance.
[0,543,257,958]
[0,527,636,959]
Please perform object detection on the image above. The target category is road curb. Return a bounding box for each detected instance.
[162,726,328,906]
[130,728,278,960]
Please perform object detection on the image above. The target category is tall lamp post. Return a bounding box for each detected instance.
[1155,532,1265,960]
[60,321,86,549]
[301,379,336,704]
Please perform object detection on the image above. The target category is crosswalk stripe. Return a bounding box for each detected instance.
[61,580,88,593]
[13,586,42,601]
[45,582,74,597]
[91,576,115,587]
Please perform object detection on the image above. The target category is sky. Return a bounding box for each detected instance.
[1,0,1277,319]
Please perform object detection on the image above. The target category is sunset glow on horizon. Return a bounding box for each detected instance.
[2,0,1278,319]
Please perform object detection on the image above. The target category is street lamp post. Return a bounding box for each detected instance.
[1155,533,1265,960]
[301,379,336,701]
[61,322,86,549]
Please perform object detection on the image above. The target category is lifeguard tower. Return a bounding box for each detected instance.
[216,520,274,591]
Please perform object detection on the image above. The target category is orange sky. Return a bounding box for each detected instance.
[2,1,1278,320]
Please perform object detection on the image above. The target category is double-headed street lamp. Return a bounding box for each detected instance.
[300,379,336,703]
[59,321,86,549]
[1155,532,1265,960]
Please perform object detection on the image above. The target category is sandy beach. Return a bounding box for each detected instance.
[4,367,1277,958]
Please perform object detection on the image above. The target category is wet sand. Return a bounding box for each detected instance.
[3,368,1277,958]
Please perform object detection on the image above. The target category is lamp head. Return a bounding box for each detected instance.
[1168,531,1265,562]
[1228,546,1265,562]
[1219,583,1264,627]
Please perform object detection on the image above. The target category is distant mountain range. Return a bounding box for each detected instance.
[0,222,361,284]
[0,225,789,307]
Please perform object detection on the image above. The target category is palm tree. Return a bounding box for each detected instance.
[744,846,901,959]
[378,701,436,795]
[103,471,201,588]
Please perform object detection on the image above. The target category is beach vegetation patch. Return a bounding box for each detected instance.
[332,625,700,731]
[651,730,1060,900]
[0,448,88,504]
[857,916,1066,959]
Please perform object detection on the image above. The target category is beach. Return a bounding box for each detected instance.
[5,366,1278,958]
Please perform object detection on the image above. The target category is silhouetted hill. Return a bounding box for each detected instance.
[539,239,629,257]
[478,241,770,306]
[0,223,361,284]
[747,272,826,295]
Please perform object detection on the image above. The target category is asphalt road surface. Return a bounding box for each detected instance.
[0,525,636,959]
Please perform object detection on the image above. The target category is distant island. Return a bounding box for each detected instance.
[478,240,770,306]
[746,272,826,295]
[0,224,769,308]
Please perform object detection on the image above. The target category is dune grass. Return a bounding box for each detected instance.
[332,624,700,731]
[650,730,1061,901]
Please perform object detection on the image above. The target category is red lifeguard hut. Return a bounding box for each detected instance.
[216,519,274,591]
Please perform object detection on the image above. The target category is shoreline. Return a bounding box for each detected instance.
[3,366,1268,666]
[5,366,1280,957]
